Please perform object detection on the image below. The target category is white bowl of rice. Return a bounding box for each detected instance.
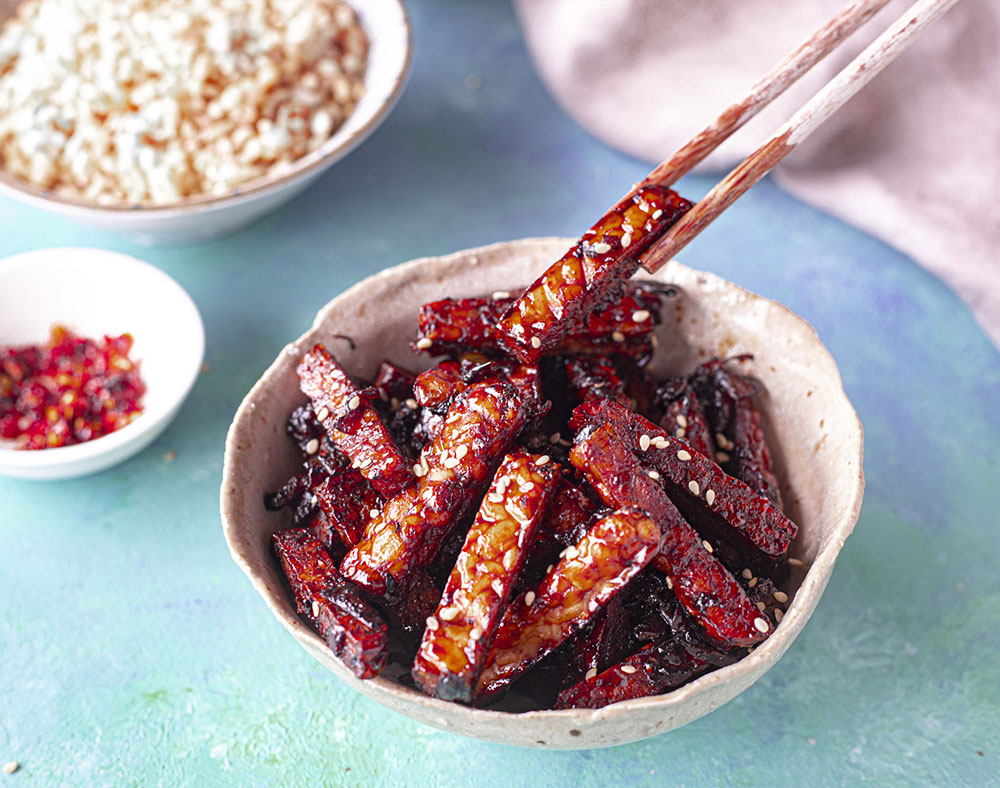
[0,0,410,245]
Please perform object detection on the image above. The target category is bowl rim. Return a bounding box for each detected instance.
[221,237,864,730]
[0,247,205,473]
[0,0,412,217]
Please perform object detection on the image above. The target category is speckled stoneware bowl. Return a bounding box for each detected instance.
[221,238,864,749]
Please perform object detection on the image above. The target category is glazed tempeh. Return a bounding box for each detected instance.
[413,451,561,701]
[566,355,629,405]
[297,344,414,498]
[310,469,383,552]
[476,508,661,696]
[340,380,530,604]
[570,422,768,647]
[273,528,388,679]
[654,376,715,457]
[413,360,464,412]
[494,187,691,363]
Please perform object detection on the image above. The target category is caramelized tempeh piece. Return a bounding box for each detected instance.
[565,355,629,405]
[570,423,768,647]
[654,376,715,457]
[413,361,464,412]
[494,187,691,362]
[340,380,530,604]
[311,471,383,552]
[476,508,661,696]
[297,345,414,498]
[413,451,561,701]
[571,397,796,576]
[373,359,417,401]
[273,528,388,679]
[555,639,709,710]
[413,284,664,358]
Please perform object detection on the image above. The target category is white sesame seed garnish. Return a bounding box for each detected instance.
[359,458,372,470]
[774,609,784,623]
[455,445,469,459]
[639,434,651,452]
[716,451,731,463]
[688,480,700,496]
[756,601,766,612]
[705,489,716,506]
[666,576,673,590]
[702,540,713,553]
[788,557,805,567]
[585,667,598,681]
[632,309,650,323]
[773,591,789,604]
[488,493,504,504]
[675,427,686,439]
[443,456,460,469]
[426,616,439,631]
[525,591,536,606]
[591,242,611,254]
[652,209,663,220]
[316,406,330,422]
[492,290,511,300]
[413,463,425,477]
[530,336,542,349]
[621,233,632,248]
[405,398,418,410]
[535,454,550,466]
[369,509,379,519]
[2,762,18,775]
[347,395,361,410]
[415,337,433,350]
[549,432,562,444]
[351,459,361,469]
[742,568,753,580]
[439,606,459,621]
[305,438,320,455]
[754,617,769,633]
[749,577,758,588]
[621,664,637,674]
[611,331,626,343]
[519,481,535,491]
[469,628,482,641]
[312,600,320,617]
[676,414,688,428]
[564,546,580,560]
[746,646,755,654]
[677,449,692,461]
[648,470,660,480]
[546,564,554,574]
[653,436,669,449]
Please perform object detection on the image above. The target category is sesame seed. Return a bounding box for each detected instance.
[715,451,731,463]
[546,565,554,574]
[413,463,425,477]
[312,600,320,617]
[369,509,379,519]
[754,617,769,633]
[405,398,418,410]
[746,646,754,654]
[415,337,433,350]
[702,540,713,553]
[443,456,460,469]
[316,406,330,421]
[677,449,691,461]
[652,209,663,220]
[616,664,637,675]
[774,609,784,623]
[439,606,459,621]
[756,601,766,612]
[621,233,632,248]
[648,470,660,480]
[2,762,18,775]
[632,309,650,323]
[742,568,753,580]
[773,591,789,604]
[530,336,542,349]
[455,445,469,459]
[639,434,651,451]
[749,577,758,588]
[611,331,626,343]
[705,489,716,506]
[469,628,482,641]
[348,395,361,410]
[788,557,804,567]
[591,241,611,253]
[535,454,550,466]
[652,437,669,449]
[525,591,536,606]
[666,576,673,589]
[488,493,504,504]
[675,427,686,439]
[549,432,562,444]
[585,667,598,681]
[676,414,688,428]
[426,616,439,631]
[519,481,535,491]
[564,546,580,560]
[492,290,511,300]
[688,480,700,495]
[305,438,319,455]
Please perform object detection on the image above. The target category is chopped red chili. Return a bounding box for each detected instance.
[0,325,145,450]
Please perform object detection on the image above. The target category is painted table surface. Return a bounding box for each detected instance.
[1,1,997,786]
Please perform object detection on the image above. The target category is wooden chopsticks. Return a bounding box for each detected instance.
[633,0,962,274]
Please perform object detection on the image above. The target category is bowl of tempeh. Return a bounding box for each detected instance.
[221,236,863,749]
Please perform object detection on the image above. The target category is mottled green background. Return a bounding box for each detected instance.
[1,1,997,786]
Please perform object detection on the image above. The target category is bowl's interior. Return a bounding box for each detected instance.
[0,248,204,467]
[221,238,863,748]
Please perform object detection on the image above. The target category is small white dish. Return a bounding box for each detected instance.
[0,0,411,245]
[0,248,204,480]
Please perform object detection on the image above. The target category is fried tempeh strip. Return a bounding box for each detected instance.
[373,359,417,401]
[571,397,796,576]
[413,451,561,701]
[311,470,383,551]
[297,345,414,498]
[654,376,715,457]
[494,187,691,363]
[565,355,630,405]
[413,361,464,412]
[555,639,709,710]
[273,528,388,679]
[570,422,768,647]
[476,508,661,696]
[340,380,530,604]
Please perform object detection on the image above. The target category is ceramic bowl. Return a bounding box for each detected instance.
[0,248,204,480]
[221,238,864,749]
[0,0,411,245]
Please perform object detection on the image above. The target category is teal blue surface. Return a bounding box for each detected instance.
[1,1,998,786]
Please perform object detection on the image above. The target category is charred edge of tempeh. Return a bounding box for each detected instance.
[272,528,388,679]
[494,187,692,363]
[565,354,630,405]
[570,422,767,648]
[412,284,664,359]
[571,397,796,576]
[413,451,561,701]
[311,470,384,552]
[476,507,661,697]
[730,399,784,510]
[561,593,633,689]
[653,377,715,458]
[297,344,414,499]
[373,359,417,402]
[339,380,530,605]
[555,639,709,710]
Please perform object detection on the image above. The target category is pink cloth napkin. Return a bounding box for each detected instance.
[514,0,1000,348]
